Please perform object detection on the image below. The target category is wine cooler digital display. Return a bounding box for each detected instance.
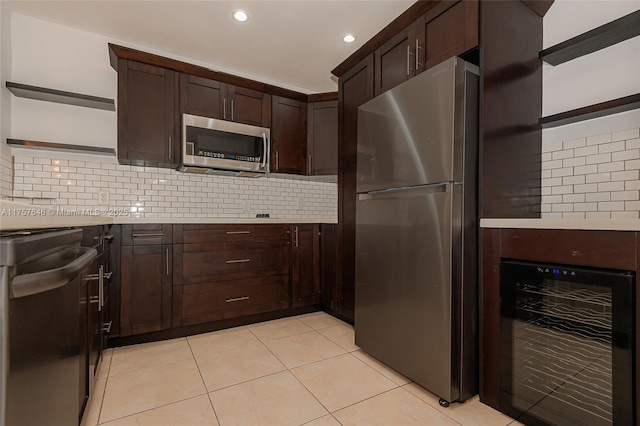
[500,260,635,426]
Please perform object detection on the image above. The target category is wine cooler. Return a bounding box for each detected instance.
[500,260,635,426]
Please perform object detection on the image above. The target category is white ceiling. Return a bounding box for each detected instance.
[7,0,415,94]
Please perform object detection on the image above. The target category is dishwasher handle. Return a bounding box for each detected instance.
[10,247,98,298]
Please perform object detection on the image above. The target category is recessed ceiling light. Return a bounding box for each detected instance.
[343,34,357,43]
[233,9,249,22]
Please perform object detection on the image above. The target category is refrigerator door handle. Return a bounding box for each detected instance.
[358,183,449,201]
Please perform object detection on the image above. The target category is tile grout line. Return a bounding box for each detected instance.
[93,351,113,426]
[185,336,223,426]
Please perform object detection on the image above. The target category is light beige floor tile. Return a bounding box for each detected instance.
[100,358,206,423]
[297,312,346,330]
[189,326,285,391]
[509,421,525,425]
[97,350,113,380]
[109,338,193,377]
[333,387,459,426]
[291,353,397,412]
[318,324,359,352]
[265,331,346,368]
[248,317,313,342]
[302,414,342,426]
[101,395,219,426]
[187,327,255,355]
[81,378,106,426]
[209,371,328,426]
[351,350,411,386]
[403,383,514,426]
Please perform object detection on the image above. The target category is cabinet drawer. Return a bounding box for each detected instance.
[122,224,172,246]
[174,224,289,244]
[179,274,289,325]
[179,241,290,284]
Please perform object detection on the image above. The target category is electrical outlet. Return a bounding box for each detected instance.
[243,200,251,213]
[296,198,303,210]
[98,190,109,205]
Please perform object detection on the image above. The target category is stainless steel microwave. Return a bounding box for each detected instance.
[180,113,270,177]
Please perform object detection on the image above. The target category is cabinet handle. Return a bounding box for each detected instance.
[308,155,312,175]
[168,137,172,160]
[102,321,112,333]
[226,230,250,235]
[415,39,422,71]
[223,98,227,119]
[407,45,414,76]
[231,99,235,121]
[294,226,299,248]
[103,271,113,280]
[104,234,114,242]
[98,265,104,312]
[132,232,164,238]
[226,296,249,303]
[275,151,279,170]
[226,259,250,264]
[166,249,170,275]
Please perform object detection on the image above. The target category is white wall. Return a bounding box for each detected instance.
[540,1,640,219]
[1,2,13,197]
[542,0,640,143]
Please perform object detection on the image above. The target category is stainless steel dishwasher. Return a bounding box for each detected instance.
[0,228,97,426]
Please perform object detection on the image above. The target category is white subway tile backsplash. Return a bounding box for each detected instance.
[7,153,337,220]
[597,161,624,173]
[542,127,640,218]
[612,129,640,142]
[586,133,612,146]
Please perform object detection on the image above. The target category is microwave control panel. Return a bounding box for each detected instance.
[196,150,259,162]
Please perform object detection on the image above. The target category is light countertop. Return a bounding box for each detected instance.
[0,200,336,230]
[480,218,640,232]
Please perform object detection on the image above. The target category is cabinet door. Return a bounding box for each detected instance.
[120,245,172,336]
[338,54,374,321]
[271,96,307,174]
[228,85,271,127]
[320,224,337,310]
[117,60,178,167]
[374,24,418,96]
[291,225,320,307]
[180,73,226,119]
[416,0,479,72]
[307,100,338,175]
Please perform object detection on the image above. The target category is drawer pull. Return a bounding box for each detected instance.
[132,232,164,238]
[226,259,250,264]
[226,296,250,303]
[226,231,250,235]
[102,321,112,333]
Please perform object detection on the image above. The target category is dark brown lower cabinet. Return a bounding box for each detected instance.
[172,225,291,327]
[120,244,173,336]
[319,224,337,310]
[291,225,320,307]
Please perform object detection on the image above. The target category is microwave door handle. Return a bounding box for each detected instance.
[261,133,268,172]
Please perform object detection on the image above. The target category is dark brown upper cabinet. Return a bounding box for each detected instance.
[271,96,307,174]
[375,25,419,96]
[180,74,271,127]
[373,0,479,96]
[307,99,338,175]
[117,60,179,167]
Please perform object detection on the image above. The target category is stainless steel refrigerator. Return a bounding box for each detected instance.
[355,57,479,405]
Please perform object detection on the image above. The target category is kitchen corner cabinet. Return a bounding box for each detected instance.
[307,100,338,175]
[291,225,320,307]
[271,96,307,174]
[180,74,271,127]
[374,0,478,96]
[119,225,173,336]
[117,59,179,167]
